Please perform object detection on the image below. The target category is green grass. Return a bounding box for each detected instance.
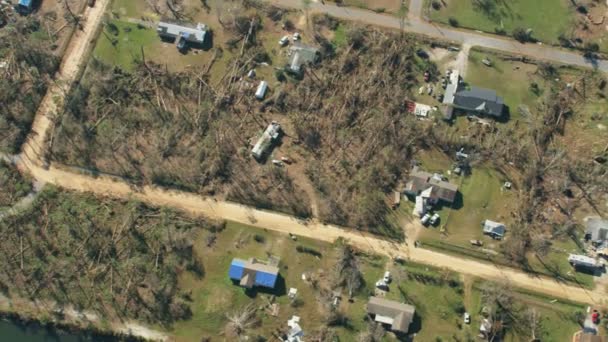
[429,0,574,44]
[332,24,348,48]
[466,50,545,120]
[93,20,158,71]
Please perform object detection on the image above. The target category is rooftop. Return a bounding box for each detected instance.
[157,22,208,44]
[367,296,415,333]
[453,86,504,117]
[288,44,319,72]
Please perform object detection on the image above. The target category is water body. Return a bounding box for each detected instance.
[0,319,122,342]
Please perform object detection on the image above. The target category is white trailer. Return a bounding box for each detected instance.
[568,254,601,269]
[255,81,268,100]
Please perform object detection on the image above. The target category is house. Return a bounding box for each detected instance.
[157,22,208,51]
[482,220,506,240]
[16,0,34,14]
[586,218,608,245]
[285,315,304,342]
[573,332,606,342]
[404,167,458,205]
[288,44,319,74]
[479,318,493,338]
[251,122,281,160]
[453,87,505,118]
[568,254,603,271]
[366,297,415,334]
[228,257,280,289]
[442,69,460,120]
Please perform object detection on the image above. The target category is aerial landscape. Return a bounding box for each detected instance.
[0,0,607,341]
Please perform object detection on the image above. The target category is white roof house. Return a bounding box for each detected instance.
[251,122,281,160]
[568,254,601,269]
[482,220,506,239]
[285,316,303,342]
[157,22,208,50]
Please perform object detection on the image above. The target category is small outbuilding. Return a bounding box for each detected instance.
[366,297,415,334]
[255,81,268,100]
[568,254,603,271]
[482,220,506,240]
[16,0,34,14]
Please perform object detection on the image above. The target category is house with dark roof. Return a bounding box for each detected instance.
[228,258,280,289]
[404,167,458,204]
[366,297,415,334]
[157,22,208,51]
[453,87,505,118]
[287,44,319,74]
[586,218,608,245]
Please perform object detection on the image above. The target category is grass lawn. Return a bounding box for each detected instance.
[93,20,159,71]
[340,0,407,14]
[429,0,574,44]
[466,50,545,121]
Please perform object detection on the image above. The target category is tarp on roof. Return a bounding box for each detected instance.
[228,259,246,280]
[19,0,32,6]
[254,271,278,288]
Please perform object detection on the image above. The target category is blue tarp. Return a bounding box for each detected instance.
[228,259,245,280]
[19,0,33,7]
[254,271,278,288]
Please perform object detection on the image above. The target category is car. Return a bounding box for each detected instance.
[293,32,301,41]
[375,280,389,290]
[464,312,471,324]
[470,239,484,246]
[429,213,440,225]
[383,271,391,283]
[279,35,290,46]
[421,213,431,225]
[272,159,283,167]
[592,310,600,324]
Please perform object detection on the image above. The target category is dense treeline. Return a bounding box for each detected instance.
[0,187,222,325]
[0,160,32,208]
[0,17,60,153]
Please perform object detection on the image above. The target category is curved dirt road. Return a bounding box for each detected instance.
[267,0,608,72]
[14,0,607,309]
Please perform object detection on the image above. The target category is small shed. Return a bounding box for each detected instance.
[251,122,281,160]
[255,81,268,100]
[586,218,608,245]
[17,0,34,14]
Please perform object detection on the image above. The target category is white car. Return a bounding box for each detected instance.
[383,271,391,283]
[429,213,440,225]
[421,213,431,225]
[464,312,471,324]
[375,280,388,290]
[292,32,301,41]
[279,35,290,46]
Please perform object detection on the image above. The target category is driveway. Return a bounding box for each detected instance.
[267,0,608,72]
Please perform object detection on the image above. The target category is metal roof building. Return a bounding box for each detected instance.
[366,297,415,333]
[586,218,608,244]
[453,86,505,118]
[288,44,319,73]
[251,122,281,160]
[157,22,208,50]
[482,220,506,239]
[229,258,279,289]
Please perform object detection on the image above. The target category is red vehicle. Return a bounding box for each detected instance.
[592,311,600,324]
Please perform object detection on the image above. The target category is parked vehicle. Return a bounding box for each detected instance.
[383,271,392,283]
[429,213,440,225]
[279,35,289,46]
[375,280,389,290]
[292,32,301,41]
[464,312,471,324]
[470,239,484,246]
[421,213,431,225]
[272,159,283,167]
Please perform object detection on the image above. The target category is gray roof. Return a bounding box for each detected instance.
[157,22,207,44]
[454,86,504,117]
[367,297,415,333]
[289,44,319,72]
[483,220,506,237]
[586,218,608,242]
[404,168,458,203]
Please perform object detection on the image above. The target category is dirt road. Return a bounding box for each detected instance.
[13,0,607,312]
[267,0,608,72]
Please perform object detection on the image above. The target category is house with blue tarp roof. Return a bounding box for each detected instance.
[229,258,279,289]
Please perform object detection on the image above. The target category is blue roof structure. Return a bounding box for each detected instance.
[228,259,245,280]
[19,0,33,7]
[228,258,279,289]
[254,271,278,288]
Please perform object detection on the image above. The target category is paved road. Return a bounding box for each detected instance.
[12,0,607,308]
[269,0,608,72]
